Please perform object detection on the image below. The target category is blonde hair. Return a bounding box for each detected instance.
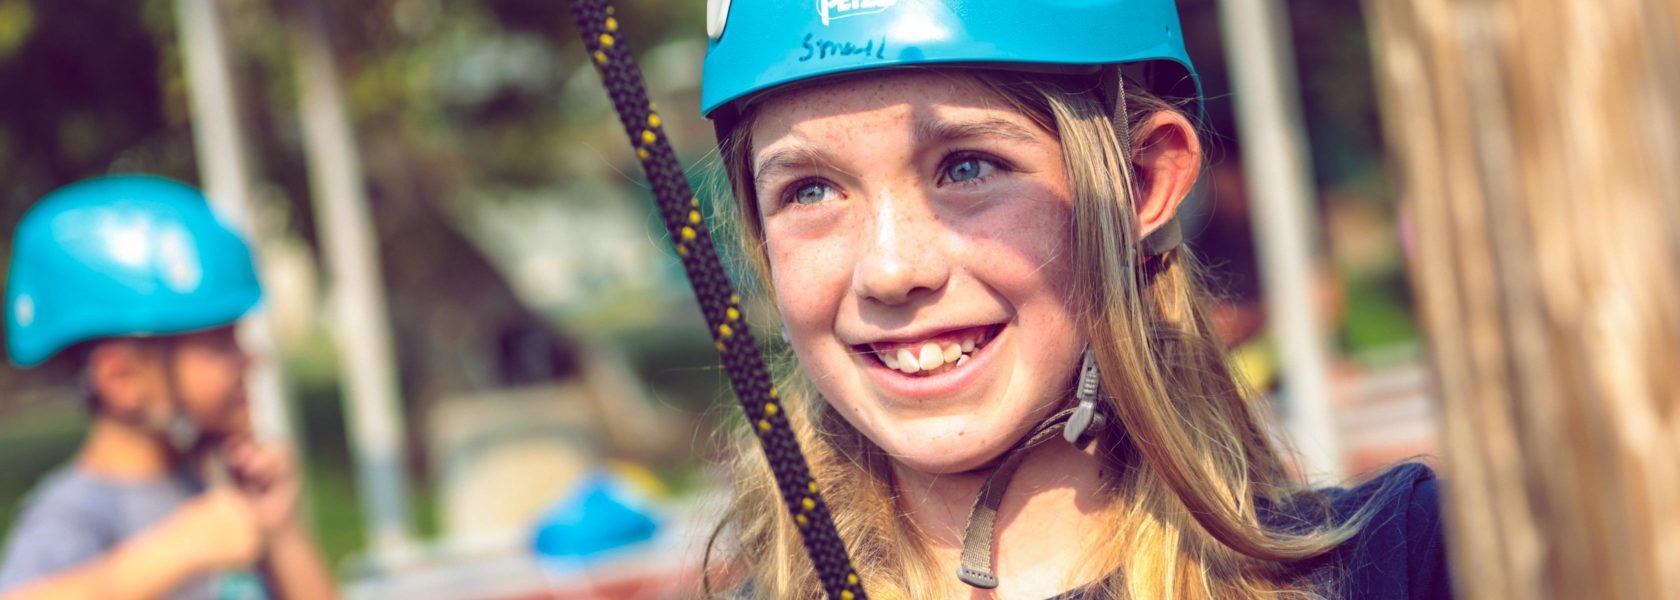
[708,70,1362,599]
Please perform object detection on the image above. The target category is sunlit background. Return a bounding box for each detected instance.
[0,0,1434,597]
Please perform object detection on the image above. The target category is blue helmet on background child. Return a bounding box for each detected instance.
[5,175,263,367]
[701,0,1201,122]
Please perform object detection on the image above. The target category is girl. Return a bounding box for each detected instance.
[699,1,1449,598]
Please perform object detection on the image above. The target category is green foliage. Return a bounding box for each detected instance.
[0,0,35,58]
[0,404,84,543]
[1340,272,1420,356]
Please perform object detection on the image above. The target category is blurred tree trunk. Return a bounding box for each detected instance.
[274,0,601,480]
[1367,0,1680,598]
[175,0,296,446]
[286,0,415,557]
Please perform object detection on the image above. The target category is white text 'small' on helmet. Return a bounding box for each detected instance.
[700,0,1202,251]
[5,175,263,367]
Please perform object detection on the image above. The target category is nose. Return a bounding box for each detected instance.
[851,191,950,305]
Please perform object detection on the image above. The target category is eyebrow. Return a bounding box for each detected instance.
[753,142,830,188]
[912,116,1042,147]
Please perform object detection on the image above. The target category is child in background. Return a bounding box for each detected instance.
[0,175,336,600]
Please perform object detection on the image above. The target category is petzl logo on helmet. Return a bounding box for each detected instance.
[819,0,898,26]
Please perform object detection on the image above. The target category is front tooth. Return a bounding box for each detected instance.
[881,351,900,370]
[918,343,944,371]
[961,338,975,353]
[942,343,961,362]
[897,348,920,374]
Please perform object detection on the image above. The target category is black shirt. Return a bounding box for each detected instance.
[1051,463,1452,599]
[1284,463,1451,599]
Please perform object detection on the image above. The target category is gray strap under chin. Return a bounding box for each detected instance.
[955,388,1109,588]
[955,64,1181,589]
[157,342,206,455]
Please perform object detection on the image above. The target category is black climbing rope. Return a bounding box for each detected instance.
[564,2,868,598]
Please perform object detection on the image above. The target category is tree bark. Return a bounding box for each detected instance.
[1366,0,1680,597]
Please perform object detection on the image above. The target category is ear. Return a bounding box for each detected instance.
[1129,110,1202,239]
[86,341,151,415]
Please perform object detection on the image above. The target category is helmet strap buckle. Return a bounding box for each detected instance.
[1063,347,1106,446]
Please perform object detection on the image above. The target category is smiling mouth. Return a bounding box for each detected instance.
[856,324,1001,377]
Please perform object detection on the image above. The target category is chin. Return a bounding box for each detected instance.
[891,451,996,476]
[869,414,1033,475]
[204,415,252,442]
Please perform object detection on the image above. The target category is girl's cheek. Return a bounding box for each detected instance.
[768,237,853,316]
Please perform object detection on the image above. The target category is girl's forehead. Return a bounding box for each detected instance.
[747,71,1030,145]
[757,72,999,120]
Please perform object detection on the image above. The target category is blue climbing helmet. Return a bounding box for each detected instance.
[701,0,1201,123]
[5,175,263,367]
[701,0,1201,256]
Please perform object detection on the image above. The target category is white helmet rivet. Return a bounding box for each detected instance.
[706,0,732,40]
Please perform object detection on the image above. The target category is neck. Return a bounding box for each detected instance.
[77,415,179,480]
[893,439,1113,600]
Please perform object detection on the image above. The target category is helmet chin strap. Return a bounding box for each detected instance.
[951,69,1168,582]
[157,358,234,487]
[954,64,1196,589]
[1100,64,1184,262]
[153,341,205,457]
[956,347,1109,589]
[163,411,203,456]
[122,340,211,462]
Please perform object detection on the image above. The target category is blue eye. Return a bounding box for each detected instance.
[788,181,841,205]
[942,155,995,185]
